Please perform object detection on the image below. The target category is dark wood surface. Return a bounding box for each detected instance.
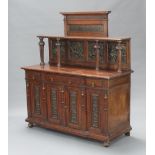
[22,64,132,79]
[37,35,130,41]
[60,11,111,37]
[37,36,131,72]
[60,11,111,15]
[23,67,132,147]
[22,11,132,147]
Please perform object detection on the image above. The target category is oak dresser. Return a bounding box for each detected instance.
[22,11,133,147]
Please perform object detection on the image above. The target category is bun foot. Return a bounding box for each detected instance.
[28,123,33,128]
[103,140,110,147]
[125,131,130,136]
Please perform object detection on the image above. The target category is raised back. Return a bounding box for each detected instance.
[38,36,131,72]
[60,11,111,37]
[37,11,131,72]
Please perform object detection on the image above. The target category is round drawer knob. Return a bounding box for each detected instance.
[50,77,54,81]
[104,94,108,99]
[64,105,67,109]
[68,81,72,84]
[60,89,64,93]
[81,104,85,108]
[81,93,84,96]
[91,82,95,87]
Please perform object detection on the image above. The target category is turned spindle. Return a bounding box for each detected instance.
[38,37,45,66]
[116,41,123,73]
[94,40,100,71]
[56,38,61,67]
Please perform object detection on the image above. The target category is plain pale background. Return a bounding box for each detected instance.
[8,0,146,155]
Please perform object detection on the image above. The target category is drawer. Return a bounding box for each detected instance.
[44,73,85,86]
[26,71,41,81]
[86,78,106,88]
[66,76,85,86]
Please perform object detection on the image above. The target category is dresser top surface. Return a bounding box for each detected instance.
[37,35,130,41]
[60,11,111,15]
[22,64,132,79]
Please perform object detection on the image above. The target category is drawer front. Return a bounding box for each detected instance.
[44,73,85,86]
[26,71,41,81]
[86,78,107,88]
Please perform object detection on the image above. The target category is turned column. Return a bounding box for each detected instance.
[38,37,45,66]
[94,40,100,71]
[56,38,61,67]
[116,41,123,72]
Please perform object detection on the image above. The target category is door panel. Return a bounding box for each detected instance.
[66,87,86,130]
[47,84,62,124]
[87,89,104,134]
[26,81,32,117]
[31,81,47,119]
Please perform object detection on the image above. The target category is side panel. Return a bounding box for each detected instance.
[108,76,131,138]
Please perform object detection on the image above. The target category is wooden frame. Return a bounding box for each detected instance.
[22,11,133,147]
[60,11,111,37]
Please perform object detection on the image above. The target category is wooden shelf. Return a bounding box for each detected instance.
[22,64,132,79]
[37,35,131,42]
[60,11,111,15]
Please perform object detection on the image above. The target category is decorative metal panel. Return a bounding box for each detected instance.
[108,43,118,64]
[108,43,127,64]
[51,89,58,119]
[34,85,41,115]
[70,91,77,123]
[69,25,103,32]
[68,41,84,60]
[51,40,65,59]
[121,46,127,64]
[91,94,99,128]
[88,41,105,63]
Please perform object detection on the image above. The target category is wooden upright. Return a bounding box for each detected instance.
[22,11,132,147]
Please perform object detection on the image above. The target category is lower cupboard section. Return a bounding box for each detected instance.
[25,117,108,141]
[25,71,132,146]
[26,116,131,144]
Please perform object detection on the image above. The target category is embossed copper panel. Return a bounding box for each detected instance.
[68,41,84,60]
[108,43,118,64]
[34,85,41,115]
[121,46,127,64]
[69,25,103,33]
[108,43,127,64]
[51,89,58,119]
[88,41,105,63]
[51,40,66,59]
[70,91,77,123]
[91,94,99,128]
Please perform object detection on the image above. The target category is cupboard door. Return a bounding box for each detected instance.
[66,87,86,130]
[87,89,104,134]
[31,81,47,119]
[47,84,62,125]
[26,81,32,118]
